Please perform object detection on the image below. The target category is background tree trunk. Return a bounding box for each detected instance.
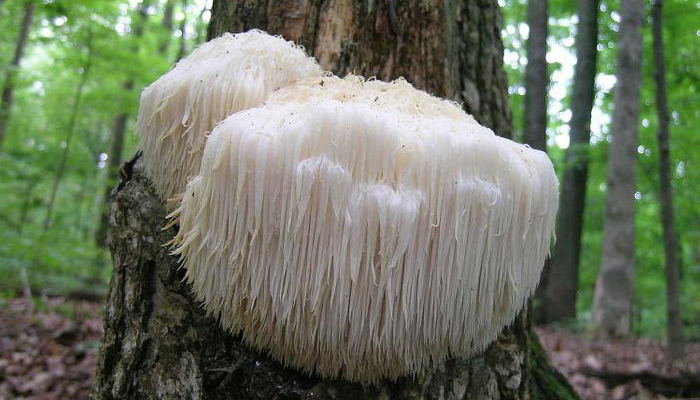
[651,0,684,361]
[522,0,548,152]
[160,0,175,53]
[0,0,35,153]
[94,0,577,398]
[176,0,188,62]
[521,0,551,325]
[96,0,152,247]
[537,0,599,324]
[593,0,644,339]
[43,33,94,230]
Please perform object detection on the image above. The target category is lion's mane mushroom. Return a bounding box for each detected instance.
[136,30,323,200]
[170,76,558,383]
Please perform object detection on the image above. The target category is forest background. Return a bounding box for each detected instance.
[0,0,698,353]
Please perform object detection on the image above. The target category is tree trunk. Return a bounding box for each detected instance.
[95,109,129,246]
[537,0,599,324]
[521,0,550,324]
[194,3,209,45]
[522,0,548,152]
[43,33,94,230]
[592,0,644,339]
[160,0,175,53]
[651,0,684,361]
[0,0,35,153]
[176,0,188,61]
[95,1,152,247]
[94,1,577,399]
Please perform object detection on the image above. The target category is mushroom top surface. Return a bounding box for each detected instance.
[264,75,476,124]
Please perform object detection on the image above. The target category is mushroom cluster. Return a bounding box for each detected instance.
[137,31,558,383]
[137,30,323,201]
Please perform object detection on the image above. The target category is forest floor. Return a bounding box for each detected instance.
[536,327,700,399]
[0,297,101,400]
[0,297,699,400]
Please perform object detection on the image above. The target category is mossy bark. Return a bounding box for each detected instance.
[94,0,578,398]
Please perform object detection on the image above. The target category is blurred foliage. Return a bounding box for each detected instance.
[0,0,698,340]
[0,0,210,297]
[503,0,700,339]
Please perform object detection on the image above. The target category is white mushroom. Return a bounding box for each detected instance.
[170,76,559,383]
[136,30,323,200]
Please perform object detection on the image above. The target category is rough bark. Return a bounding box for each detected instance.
[537,0,599,324]
[94,0,577,399]
[651,0,684,361]
[522,0,548,151]
[593,0,644,339]
[0,0,35,153]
